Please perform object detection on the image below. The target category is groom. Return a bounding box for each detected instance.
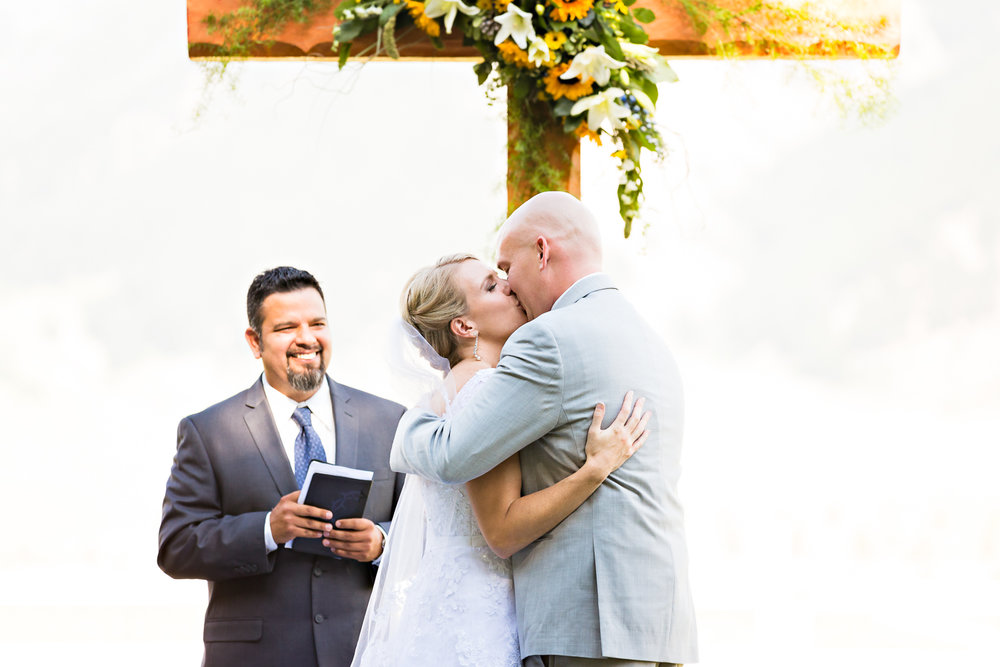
[392,192,698,667]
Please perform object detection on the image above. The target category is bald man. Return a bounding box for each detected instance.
[392,192,698,667]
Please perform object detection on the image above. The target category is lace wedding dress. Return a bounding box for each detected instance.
[352,369,521,667]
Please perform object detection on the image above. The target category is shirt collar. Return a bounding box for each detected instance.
[261,375,333,430]
[552,272,615,310]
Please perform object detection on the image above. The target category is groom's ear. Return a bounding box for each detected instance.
[536,236,550,270]
[245,327,263,359]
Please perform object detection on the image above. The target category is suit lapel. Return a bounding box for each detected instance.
[243,377,298,495]
[331,379,359,469]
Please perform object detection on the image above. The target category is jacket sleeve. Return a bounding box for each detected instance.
[157,416,277,581]
[390,321,564,484]
[376,402,407,562]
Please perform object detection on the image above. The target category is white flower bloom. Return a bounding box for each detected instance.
[622,159,635,171]
[560,45,625,86]
[629,88,655,111]
[624,180,639,193]
[527,36,550,67]
[570,88,630,134]
[619,42,678,84]
[424,0,480,34]
[494,4,536,49]
[343,9,355,20]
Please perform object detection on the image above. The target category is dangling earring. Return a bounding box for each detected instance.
[473,332,481,361]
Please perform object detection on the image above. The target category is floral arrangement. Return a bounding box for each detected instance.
[332,0,678,234]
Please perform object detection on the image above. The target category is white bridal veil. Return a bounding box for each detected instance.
[351,321,455,667]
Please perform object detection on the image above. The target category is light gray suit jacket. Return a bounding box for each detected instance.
[158,376,405,667]
[392,274,697,663]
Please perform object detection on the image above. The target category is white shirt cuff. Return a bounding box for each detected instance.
[371,524,388,566]
[264,511,279,553]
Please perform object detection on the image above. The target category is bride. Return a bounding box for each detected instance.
[352,254,649,667]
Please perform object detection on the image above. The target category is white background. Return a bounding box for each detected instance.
[1,0,997,664]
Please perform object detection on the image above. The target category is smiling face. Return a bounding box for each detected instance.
[452,259,528,347]
[245,287,331,402]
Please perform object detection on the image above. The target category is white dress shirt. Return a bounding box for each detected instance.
[262,376,336,552]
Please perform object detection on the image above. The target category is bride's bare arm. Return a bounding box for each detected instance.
[465,392,650,560]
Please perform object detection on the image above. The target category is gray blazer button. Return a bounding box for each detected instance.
[314,614,325,624]
[313,566,323,577]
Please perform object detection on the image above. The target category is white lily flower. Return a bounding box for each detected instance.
[424,0,480,34]
[527,36,550,67]
[494,4,536,49]
[619,42,678,84]
[560,45,625,86]
[570,88,630,134]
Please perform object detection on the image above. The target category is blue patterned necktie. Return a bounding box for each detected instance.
[292,406,328,488]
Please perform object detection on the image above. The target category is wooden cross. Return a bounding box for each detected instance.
[188,0,899,213]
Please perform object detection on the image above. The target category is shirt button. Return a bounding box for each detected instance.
[313,566,323,577]
[314,614,325,624]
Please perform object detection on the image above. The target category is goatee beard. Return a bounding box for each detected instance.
[287,356,326,392]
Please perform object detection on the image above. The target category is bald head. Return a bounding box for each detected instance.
[501,191,603,269]
[496,192,603,320]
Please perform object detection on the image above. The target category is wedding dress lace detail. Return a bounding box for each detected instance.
[353,369,520,667]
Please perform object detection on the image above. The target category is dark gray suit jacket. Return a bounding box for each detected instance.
[158,376,405,667]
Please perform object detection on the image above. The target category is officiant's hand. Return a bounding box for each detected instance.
[323,518,383,562]
[270,491,334,545]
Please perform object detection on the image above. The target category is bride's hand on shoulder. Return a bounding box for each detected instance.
[584,391,650,479]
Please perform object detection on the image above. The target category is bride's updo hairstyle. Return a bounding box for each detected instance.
[402,253,478,368]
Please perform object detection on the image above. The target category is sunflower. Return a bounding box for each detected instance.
[406,1,441,37]
[574,121,602,145]
[496,40,532,68]
[549,0,594,22]
[543,31,568,51]
[543,62,594,100]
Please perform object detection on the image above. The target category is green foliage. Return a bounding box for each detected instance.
[671,1,897,123]
[203,0,334,59]
[508,98,572,210]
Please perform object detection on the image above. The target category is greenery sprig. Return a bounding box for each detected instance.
[203,0,334,58]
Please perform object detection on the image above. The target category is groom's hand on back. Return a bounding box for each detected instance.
[323,518,384,562]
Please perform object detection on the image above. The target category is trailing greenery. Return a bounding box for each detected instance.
[675,0,897,59]
[202,0,334,59]
[507,93,573,213]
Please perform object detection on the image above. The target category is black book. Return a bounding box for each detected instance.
[287,460,374,558]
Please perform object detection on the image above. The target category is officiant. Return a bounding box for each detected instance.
[157,266,405,667]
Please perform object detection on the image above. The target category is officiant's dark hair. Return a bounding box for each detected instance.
[247,266,325,336]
